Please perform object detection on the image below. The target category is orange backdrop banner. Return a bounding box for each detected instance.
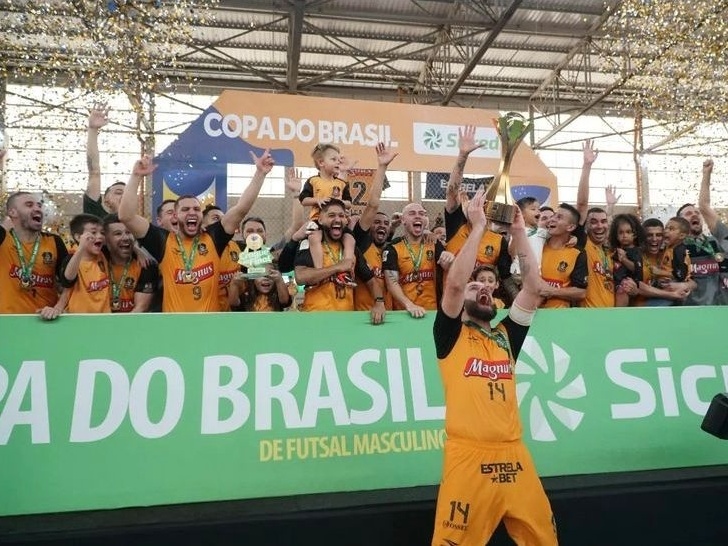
[208,90,558,203]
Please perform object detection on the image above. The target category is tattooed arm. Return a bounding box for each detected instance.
[445,125,483,214]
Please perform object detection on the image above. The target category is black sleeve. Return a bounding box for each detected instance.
[59,254,77,288]
[135,261,159,293]
[0,225,5,245]
[53,234,69,279]
[672,244,689,282]
[294,246,315,268]
[298,179,315,202]
[612,260,628,284]
[342,181,352,202]
[496,235,513,280]
[435,240,445,304]
[277,239,301,274]
[83,193,107,218]
[353,221,372,251]
[381,243,399,272]
[434,239,444,262]
[636,255,648,286]
[433,309,464,359]
[628,247,643,283]
[138,224,169,263]
[355,247,374,283]
[444,206,465,243]
[571,250,589,289]
[207,221,234,257]
[501,316,530,360]
[574,224,587,248]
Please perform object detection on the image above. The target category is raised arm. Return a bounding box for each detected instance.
[605,184,620,222]
[509,207,543,311]
[359,142,398,231]
[440,187,487,317]
[698,158,719,233]
[118,156,154,238]
[576,139,599,224]
[221,149,274,235]
[283,167,306,241]
[86,103,109,202]
[445,125,483,214]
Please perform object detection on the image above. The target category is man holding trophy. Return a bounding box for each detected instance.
[443,118,534,303]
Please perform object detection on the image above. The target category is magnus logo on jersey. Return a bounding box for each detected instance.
[8,266,55,287]
[691,260,719,276]
[463,358,512,380]
[174,264,214,284]
[87,278,110,292]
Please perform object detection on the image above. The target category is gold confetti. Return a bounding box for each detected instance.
[601,0,728,124]
[1,0,219,95]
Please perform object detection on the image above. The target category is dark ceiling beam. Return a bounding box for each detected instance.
[217,0,606,19]
[529,1,617,100]
[296,27,485,89]
[286,0,305,92]
[206,12,597,40]
[441,0,524,105]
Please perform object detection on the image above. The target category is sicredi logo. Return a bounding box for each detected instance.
[516,337,587,442]
[412,123,501,158]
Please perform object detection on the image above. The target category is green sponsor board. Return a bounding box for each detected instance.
[1,307,727,516]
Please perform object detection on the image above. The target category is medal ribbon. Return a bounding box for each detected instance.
[463,320,511,359]
[10,229,41,283]
[175,234,200,275]
[403,238,424,282]
[597,244,612,280]
[686,235,718,257]
[322,240,343,264]
[109,259,132,303]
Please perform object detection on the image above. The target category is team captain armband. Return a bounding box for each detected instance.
[508,302,535,326]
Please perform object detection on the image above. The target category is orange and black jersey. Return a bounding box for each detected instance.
[540,245,588,308]
[218,240,242,311]
[60,252,111,314]
[0,226,68,314]
[139,222,232,312]
[575,224,615,307]
[382,236,444,310]
[295,242,374,311]
[299,176,352,219]
[661,243,691,282]
[295,244,374,283]
[108,258,158,313]
[434,310,528,443]
[352,222,392,311]
[445,206,512,279]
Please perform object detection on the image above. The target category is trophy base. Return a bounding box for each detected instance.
[484,201,516,224]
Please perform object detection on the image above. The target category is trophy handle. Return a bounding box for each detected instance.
[484,167,511,204]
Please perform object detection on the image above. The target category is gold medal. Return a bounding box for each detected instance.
[416,282,424,296]
[183,271,195,284]
[714,252,725,263]
[19,276,33,290]
[111,298,121,311]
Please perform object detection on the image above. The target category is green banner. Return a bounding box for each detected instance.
[1,308,727,516]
